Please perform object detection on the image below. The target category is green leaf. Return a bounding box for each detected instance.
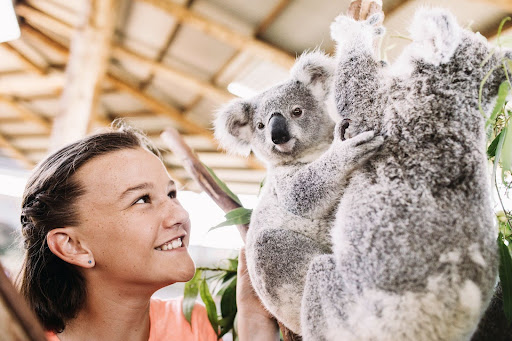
[203,163,242,206]
[182,269,202,325]
[486,81,510,128]
[502,127,512,172]
[488,131,503,158]
[492,127,507,190]
[200,279,219,335]
[220,277,237,319]
[210,207,252,231]
[498,233,512,322]
[218,315,236,339]
[218,278,237,338]
[216,274,236,296]
[227,257,238,271]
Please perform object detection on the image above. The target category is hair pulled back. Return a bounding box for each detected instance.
[19,124,157,332]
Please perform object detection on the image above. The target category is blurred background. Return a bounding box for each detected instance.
[0,0,511,298]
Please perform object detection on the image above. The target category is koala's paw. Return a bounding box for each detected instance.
[408,8,460,64]
[340,130,384,163]
[330,12,385,46]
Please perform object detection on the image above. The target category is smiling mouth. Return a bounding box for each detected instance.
[155,237,184,251]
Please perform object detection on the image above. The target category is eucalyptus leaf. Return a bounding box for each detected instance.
[183,270,202,325]
[219,315,236,338]
[498,233,512,322]
[219,278,237,338]
[501,127,512,172]
[227,258,238,271]
[210,207,252,231]
[216,275,236,296]
[222,272,236,287]
[220,277,237,319]
[486,81,510,128]
[203,163,242,206]
[488,131,503,158]
[200,279,219,335]
[492,127,507,191]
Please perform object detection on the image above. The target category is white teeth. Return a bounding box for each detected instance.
[156,237,182,251]
[171,238,182,248]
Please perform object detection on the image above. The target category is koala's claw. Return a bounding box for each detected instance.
[367,12,384,26]
[337,119,351,141]
[374,26,386,36]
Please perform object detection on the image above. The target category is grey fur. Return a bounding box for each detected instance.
[301,8,508,340]
[214,51,383,333]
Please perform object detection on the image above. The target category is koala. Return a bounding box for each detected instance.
[301,8,510,341]
[214,51,383,334]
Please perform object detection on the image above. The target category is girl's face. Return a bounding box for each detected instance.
[73,147,195,289]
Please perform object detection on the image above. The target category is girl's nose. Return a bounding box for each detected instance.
[162,199,190,229]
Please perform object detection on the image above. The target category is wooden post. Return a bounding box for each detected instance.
[49,0,119,151]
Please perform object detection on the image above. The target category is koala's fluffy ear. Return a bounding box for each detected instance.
[291,51,335,102]
[214,99,255,156]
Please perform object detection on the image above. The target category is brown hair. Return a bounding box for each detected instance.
[19,123,158,332]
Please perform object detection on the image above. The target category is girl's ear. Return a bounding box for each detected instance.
[291,51,335,102]
[47,228,95,268]
[214,99,256,156]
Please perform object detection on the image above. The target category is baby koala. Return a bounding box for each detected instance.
[214,51,383,334]
[301,8,509,341]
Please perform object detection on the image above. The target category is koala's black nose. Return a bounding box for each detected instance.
[269,112,291,145]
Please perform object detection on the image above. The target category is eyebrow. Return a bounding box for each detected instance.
[119,180,175,200]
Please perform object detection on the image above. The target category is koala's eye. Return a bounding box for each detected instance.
[257,122,265,130]
[292,107,303,117]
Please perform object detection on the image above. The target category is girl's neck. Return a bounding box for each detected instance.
[57,279,155,341]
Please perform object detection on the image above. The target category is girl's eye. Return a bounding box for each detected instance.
[134,195,150,205]
[168,190,177,199]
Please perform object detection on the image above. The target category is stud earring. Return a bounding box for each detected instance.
[88,260,92,264]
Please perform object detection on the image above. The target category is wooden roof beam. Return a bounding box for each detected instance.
[138,0,295,69]
[255,0,292,37]
[17,5,236,104]
[105,75,210,136]
[20,25,69,60]
[2,43,46,75]
[18,22,214,138]
[0,95,51,133]
[16,4,74,37]
[111,46,235,102]
[49,0,120,150]
[0,133,34,169]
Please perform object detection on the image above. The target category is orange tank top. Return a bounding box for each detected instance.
[45,297,220,341]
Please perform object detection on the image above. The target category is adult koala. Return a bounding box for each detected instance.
[301,8,509,341]
[214,51,383,333]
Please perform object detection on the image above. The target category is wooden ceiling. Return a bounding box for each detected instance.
[0,0,511,194]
